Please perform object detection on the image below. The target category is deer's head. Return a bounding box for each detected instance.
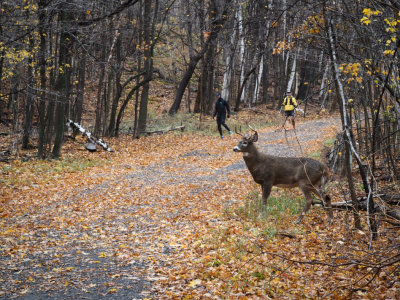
[233,127,258,153]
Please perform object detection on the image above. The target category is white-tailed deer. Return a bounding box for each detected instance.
[233,128,333,224]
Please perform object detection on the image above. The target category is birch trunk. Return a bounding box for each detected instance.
[237,6,245,104]
[253,54,263,104]
[221,6,237,101]
[327,20,376,238]
[282,0,287,75]
[286,51,297,93]
[319,62,329,108]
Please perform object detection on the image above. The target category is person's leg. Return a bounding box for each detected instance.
[221,115,231,133]
[291,111,295,129]
[217,116,223,137]
[284,112,290,129]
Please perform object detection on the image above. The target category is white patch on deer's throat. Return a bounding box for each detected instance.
[243,152,250,157]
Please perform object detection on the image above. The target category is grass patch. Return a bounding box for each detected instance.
[309,151,321,159]
[119,109,280,137]
[323,137,336,147]
[261,226,278,240]
[252,271,266,280]
[209,259,222,267]
[0,157,106,186]
[120,112,218,136]
[307,136,338,160]
[233,189,302,223]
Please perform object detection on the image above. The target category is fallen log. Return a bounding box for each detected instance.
[332,197,400,221]
[357,194,400,206]
[67,120,112,152]
[277,231,296,239]
[0,157,10,163]
[141,125,185,136]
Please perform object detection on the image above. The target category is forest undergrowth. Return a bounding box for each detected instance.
[0,108,399,299]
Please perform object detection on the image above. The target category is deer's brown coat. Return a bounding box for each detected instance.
[233,130,333,224]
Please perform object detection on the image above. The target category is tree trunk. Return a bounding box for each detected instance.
[107,35,122,136]
[286,51,297,93]
[22,34,35,149]
[74,50,86,125]
[0,35,4,123]
[94,30,107,136]
[169,0,233,115]
[116,77,152,136]
[253,54,264,105]
[193,73,203,113]
[198,42,216,114]
[221,15,236,103]
[52,1,73,158]
[103,70,113,135]
[237,5,245,106]
[10,75,19,133]
[169,57,203,115]
[344,134,361,229]
[234,65,257,111]
[137,0,153,134]
[326,15,377,239]
[319,62,329,108]
[37,0,48,158]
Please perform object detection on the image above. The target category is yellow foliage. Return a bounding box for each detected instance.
[383,50,395,56]
[360,16,371,25]
[341,62,361,76]
[362,8,382,17]
[273,40,294,54]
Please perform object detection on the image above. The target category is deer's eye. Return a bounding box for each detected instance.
[242,141,248,146]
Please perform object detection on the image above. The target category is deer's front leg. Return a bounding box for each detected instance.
[261,181,272,209]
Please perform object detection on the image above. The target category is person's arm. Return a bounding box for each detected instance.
[293,98,298,108]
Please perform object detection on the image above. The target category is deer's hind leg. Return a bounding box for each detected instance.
[295,184,314,224]
[315,188,333,225]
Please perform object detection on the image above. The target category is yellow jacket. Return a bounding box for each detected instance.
[283,96,298,111]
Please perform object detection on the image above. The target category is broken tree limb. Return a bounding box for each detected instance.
[277,231,296,239]
[67,120,113,152]
[358,194,400,206]
[140,125,185,136]
[332,196,400,221]
[332,194,400,207]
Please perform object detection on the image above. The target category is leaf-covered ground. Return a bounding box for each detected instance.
[1,116,399,299]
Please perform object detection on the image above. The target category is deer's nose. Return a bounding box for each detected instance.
[233,146,240,152]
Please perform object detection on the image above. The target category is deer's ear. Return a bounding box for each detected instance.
[252,132,258,142]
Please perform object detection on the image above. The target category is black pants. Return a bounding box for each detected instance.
[216,114,231,136]
[285,110,295,117]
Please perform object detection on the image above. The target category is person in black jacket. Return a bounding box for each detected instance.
[213,92,233,139]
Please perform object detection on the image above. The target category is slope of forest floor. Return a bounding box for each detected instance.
[1,113,399,299]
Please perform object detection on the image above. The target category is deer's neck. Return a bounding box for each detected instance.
[242,145,268,183]
[243,145,261,162]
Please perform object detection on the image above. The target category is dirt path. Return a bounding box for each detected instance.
[0,117,340,299]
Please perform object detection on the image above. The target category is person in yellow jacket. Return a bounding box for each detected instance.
[282,91,298,130]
